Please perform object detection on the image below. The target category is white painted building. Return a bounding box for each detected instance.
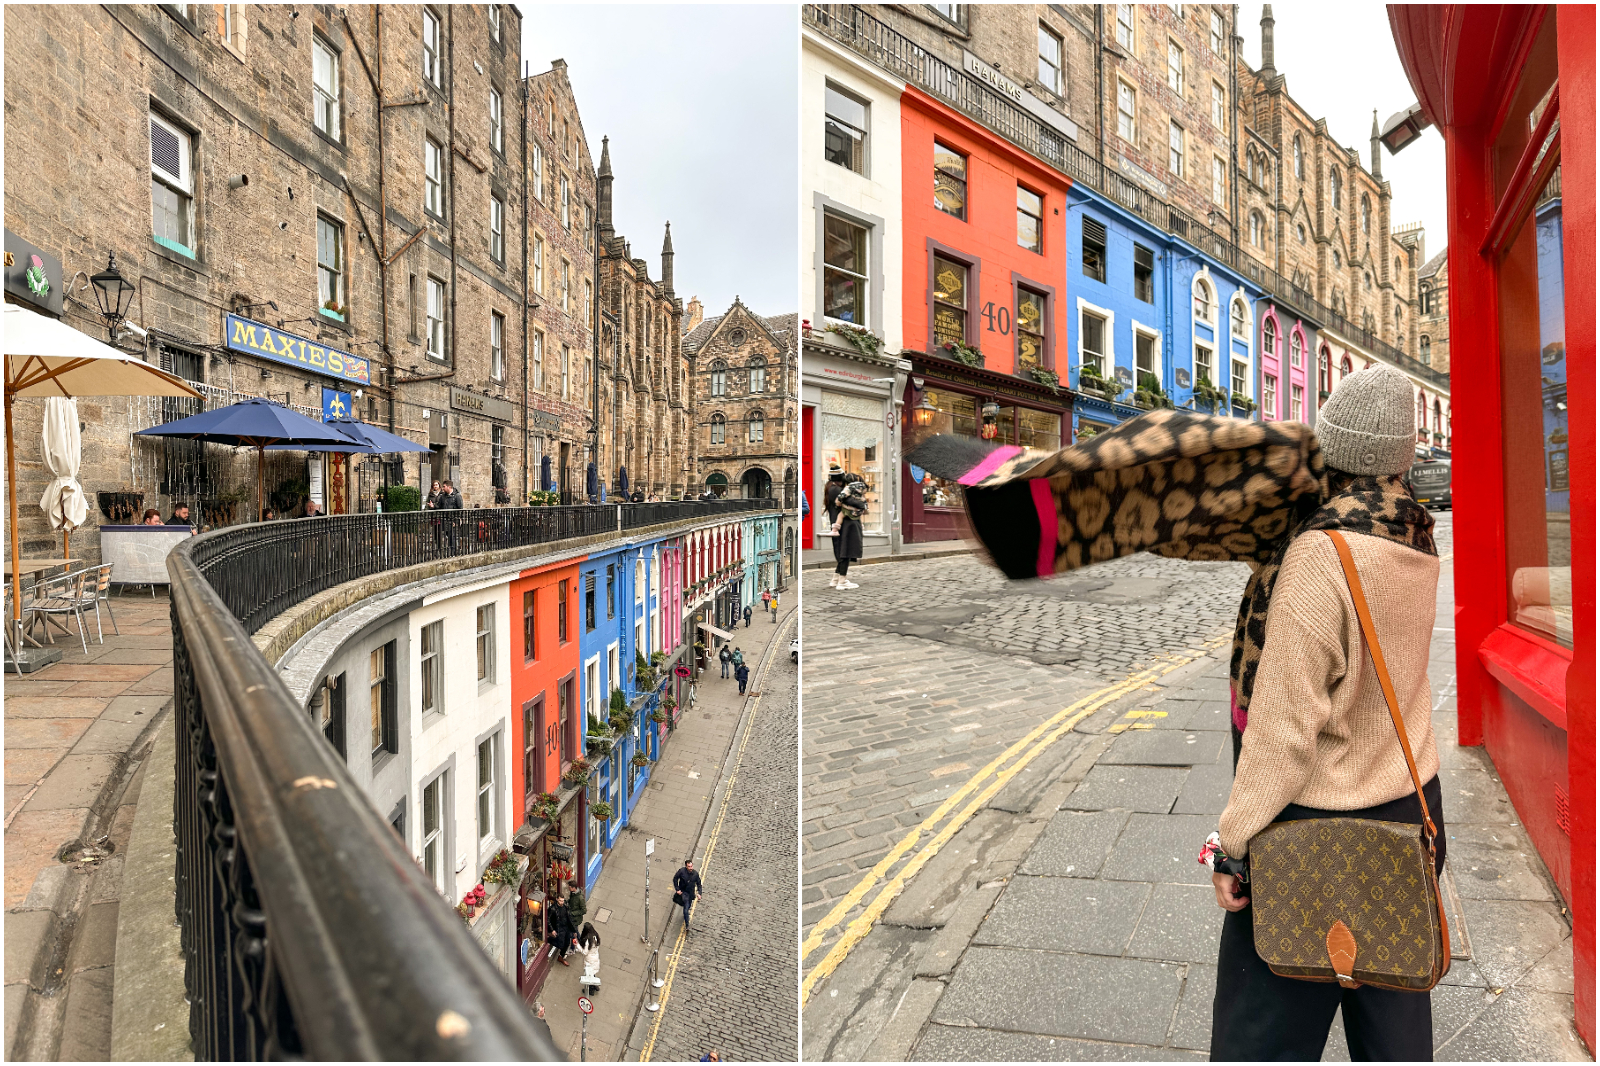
[801,22,911,553]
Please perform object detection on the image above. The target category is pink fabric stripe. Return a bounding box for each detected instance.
[1030,478,1057,577]
[957,445,1022,486]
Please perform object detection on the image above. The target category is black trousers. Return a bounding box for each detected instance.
[1211,774,1446,1061]
[835,558,851,577]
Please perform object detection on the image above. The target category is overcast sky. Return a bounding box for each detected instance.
[1238,4,1448,262]
[525,6,798,320]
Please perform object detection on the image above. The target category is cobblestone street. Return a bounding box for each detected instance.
[634,617,800,1062]
[801,515,1590,1062]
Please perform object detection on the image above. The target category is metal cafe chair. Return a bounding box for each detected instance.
[88,563,120,642]
[27,569,94,655]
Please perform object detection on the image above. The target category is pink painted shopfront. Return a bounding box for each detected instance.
[1257,305,1312,422]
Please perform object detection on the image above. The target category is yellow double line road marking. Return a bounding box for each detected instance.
[798,636,1229,1005]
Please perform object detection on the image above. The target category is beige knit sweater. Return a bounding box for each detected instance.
[1219,530,1441,857]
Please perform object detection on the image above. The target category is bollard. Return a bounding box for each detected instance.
[645,949,662,1011]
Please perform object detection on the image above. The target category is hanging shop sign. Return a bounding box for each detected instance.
[3,231,63,315]
[224,313,370,386]
[450,386,515,423]
[531,410,562,433]
[322,387,353,422]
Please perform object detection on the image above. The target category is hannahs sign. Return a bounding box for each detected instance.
[224,313,370,386]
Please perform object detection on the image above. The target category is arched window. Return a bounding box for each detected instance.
[1420,283,1432,315]
[1248,211,1263,247]
[1192,274,1214,323]
[710,359,727,397]
[1333,248,1342,269]
[748,410,764,443]
[1420,335,1431,365]
[1296,223,1306,244]
[1416,391,1427,434]
[1394,256,1403,279]
[1361,193,1371,233]
[1318,346,1332,396]
[1330,167,1342,210]
[749,356,767,394]
[1262,315,1277,358]
[1230,295,1247,339]
[1293,134,1303,179]
[1290,330,1303,368]
[1339,353,1352,377]
[710,412,725,445]
[1364,272,1372,291]
[1395,304,1402,335]
[1433,398,1442,434]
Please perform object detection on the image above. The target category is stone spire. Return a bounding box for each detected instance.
[661,222,674,295]
[1370,110,1383,178]
[597,135,614,242]
[1260,4,1276,76]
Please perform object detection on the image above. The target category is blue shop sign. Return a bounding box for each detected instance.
[322,387,353,421]
[224,313,370,386]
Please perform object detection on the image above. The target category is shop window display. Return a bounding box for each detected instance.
[820,391,885,532]
[914,391,976,509]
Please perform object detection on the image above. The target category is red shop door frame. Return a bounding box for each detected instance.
[802,404,815,550]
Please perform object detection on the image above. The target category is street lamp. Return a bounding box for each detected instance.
[1380,103,1431,155]
[980,400,1000,440]
[912,395,937,428]
[89,252,136,340]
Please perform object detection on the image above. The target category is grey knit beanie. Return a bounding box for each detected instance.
[1315,364,1418,476]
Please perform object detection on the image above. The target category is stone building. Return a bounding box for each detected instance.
[3,3,527,560]
[523,59,597,499]
[687,302,797,503]
[1417,246,1451,374]
[595,140,693,498]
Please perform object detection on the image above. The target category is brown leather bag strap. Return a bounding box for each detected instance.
[1322,530,1439,847]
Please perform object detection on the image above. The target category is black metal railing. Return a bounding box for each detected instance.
[620,496,772,531]
[167,498,781,1058]
[803,3,1451,394]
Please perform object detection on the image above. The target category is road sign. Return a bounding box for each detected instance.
[645,838,655,857]
[578,996,594,1015]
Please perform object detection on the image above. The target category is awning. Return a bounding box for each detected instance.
[698,622,734,641]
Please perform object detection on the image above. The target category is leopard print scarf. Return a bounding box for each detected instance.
[906,409,1435,727]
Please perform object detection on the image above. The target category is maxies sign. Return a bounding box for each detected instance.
[224,313,370,386]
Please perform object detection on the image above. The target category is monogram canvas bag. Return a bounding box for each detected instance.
[1248,530,1451,992]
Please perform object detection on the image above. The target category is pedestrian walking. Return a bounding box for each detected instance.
[731,647,744,671]
[742,603,752,628]
[911,365,1446,1061]
[576,923,602,995]
[439,479,463,550]
[719,643,732,679]
[824,468,846,563]
[829,478,868,589]
[735,660,750,694]
[761,588,771,615]
[545,890,575,965]
[770,590,780,621]
[672,859,704,935]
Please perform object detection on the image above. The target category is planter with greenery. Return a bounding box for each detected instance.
[589,800,613,822]
[382,484,421,512]
[631,752,650,770]
[936,341,984,367]
[1077,365,1125,402]
[527,489,560,506]
[531,791,561,824]
[1025,366,1061,394]
[824,323,882,357]
[607,688,634,732]
[483,849,522,888]
[1192,378,1230,413]
[561,757,592,789]
[650,708,669,725]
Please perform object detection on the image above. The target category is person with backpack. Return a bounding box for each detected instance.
[672,859,705,935]
[730,647,744,672]
[718,643,732,679]
[735,659,750,695]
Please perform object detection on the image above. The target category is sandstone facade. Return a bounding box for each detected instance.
[687,302,797,504]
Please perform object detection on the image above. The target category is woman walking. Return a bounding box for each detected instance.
[828,478,867,589]
[576,923,602,995]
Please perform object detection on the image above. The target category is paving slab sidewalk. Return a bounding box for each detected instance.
[539,609,794,1062]
[4,590,174,1061]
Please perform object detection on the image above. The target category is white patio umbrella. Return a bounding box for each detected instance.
[39,397,88,558]
[4,302,199,641]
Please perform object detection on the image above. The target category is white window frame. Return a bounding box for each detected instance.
[1291,384,1304,422]
[425,137,444,216]
[1131,318,1163,382]
[426,276,446,362]
[1211,156,1226,206]
[149,111,195,257]
[749,357,767,394]
[1210,10,1224,53]
[1193,338,1215,387]
[476,732,500,851]
[1211,81,1225,127]
[313,37,340,138]
[531,142,543,202]
[533,330,544,389]
[420,619,444,716]
[489,88,503,154]
[533,236,544,295]
[1192,270,1216,327]
[562,259,571,312]
[1117,80,1137,141]
[561,175,571,229]
[422,9,441,88]
[561,344,571,401]
[1230,293,1250,341]
[421,767,449,897]
[1168,120,1184,177]
[584,653,601,722]
[1231,358,1249,405]
[1167,40,1184,94]
[1038,23,1063,96]
[710,413,725,445]
[1262,372,1278,420]
[749,410,765,444]
[1116,4,1134,50]
[1076,297,1114,379]
[489,195,504,261]
[1290,329,1304,368]
[491,312,505,381]
[317,215,344,318]
[1293,135,1304,180]
[488,3,500,40]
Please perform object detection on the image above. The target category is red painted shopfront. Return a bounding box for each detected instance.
[898,86,1073,542]
[508,559,581,1005]
[1390,4,1594,1046]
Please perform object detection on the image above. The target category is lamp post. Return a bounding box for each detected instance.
[89,253,136,342]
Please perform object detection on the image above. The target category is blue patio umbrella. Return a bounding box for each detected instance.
[619,465,629,494]
[265,417,431,454]
[586,461,598,498]
[136,397,362,520]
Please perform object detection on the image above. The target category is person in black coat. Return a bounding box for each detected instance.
[829,478,868,589]
[672,859,705,935]
[439,480,463,549]
[735,661,750,695]
[742,603,752,628]
[545,891,575,964]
